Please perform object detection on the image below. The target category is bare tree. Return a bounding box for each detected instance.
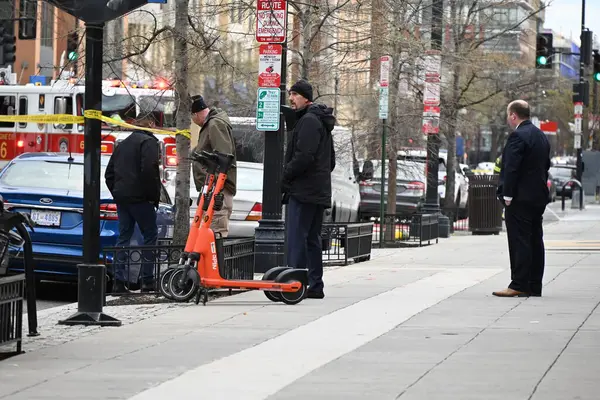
[172,0,192,245]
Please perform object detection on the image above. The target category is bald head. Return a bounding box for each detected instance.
[507,100,530,130]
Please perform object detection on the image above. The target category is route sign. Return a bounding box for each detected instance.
[256,0,287,43]
[379,86,389,120]
[380,55,391,87]
[256,88,281,131]
[258,44,282,88]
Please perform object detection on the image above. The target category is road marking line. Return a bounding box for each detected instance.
[128,268,501,400]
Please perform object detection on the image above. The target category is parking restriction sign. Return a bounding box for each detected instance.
[255,0,287,43]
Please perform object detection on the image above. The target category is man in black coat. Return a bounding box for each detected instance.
[283,79,336,299]
[494,100,551,298]
[105,114,161,293]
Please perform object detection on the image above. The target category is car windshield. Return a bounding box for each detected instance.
[549,167,574,178]
[80,93,177,128]
[371,161,425,181]
[0,160,109,193]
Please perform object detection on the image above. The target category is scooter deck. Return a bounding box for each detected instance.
[200,277,302,292]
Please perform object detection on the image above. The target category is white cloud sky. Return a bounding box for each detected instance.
[543,0,600,45]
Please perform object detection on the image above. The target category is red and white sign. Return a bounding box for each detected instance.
[424,50,441,81]
[423,81,440,106]
[256,0,287,43]
[422,117,440,134]
[574,102,583,118]
[258,44,282,88]
[423,105,440,117]
[380,55,392,87]
[540,121,558,135]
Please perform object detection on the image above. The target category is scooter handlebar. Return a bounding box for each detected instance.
[189,150,218,166]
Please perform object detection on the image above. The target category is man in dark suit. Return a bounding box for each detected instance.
[493,100,551,298]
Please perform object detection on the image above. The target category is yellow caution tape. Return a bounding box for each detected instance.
[0,114,83,124]
[0,111,191,139]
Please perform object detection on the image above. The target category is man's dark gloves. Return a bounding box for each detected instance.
[214,192,224,211]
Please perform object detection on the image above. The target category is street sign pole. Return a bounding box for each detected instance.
[422,0,444,221]
[576,0,586,183]
[254,0,288,272]
[421,50,442,217]
[378,56,390,248]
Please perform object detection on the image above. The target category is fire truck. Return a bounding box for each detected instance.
[0,76,179,173]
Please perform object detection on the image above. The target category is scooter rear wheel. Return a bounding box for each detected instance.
[168,268,199,302]
[278,279,306,305]
[159,268,176,300]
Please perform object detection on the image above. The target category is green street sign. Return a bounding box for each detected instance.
[256,88,280,131]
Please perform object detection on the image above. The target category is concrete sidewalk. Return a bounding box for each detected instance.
[1,209,600,400]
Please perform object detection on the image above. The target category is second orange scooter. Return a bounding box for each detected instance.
[158,153,218,300]
[166,150,308,305]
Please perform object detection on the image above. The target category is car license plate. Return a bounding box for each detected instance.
[30,209,61,227]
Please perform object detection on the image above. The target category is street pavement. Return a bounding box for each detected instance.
[27,196,579,312]
[1,202,600,400]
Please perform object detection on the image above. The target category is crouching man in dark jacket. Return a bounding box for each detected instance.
[105,114,161,293]
[283,80,336,299]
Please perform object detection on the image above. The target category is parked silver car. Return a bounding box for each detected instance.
[165,161,263,237]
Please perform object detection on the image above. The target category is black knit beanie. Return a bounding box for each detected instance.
[191,95,208,113]
[289,80,313,102]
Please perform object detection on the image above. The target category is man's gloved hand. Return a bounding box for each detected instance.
[213,192,225,211]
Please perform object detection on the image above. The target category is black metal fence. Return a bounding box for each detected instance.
[103,237,255,296]
[321,222,374,265]
[0,274,24,358]
[375,214,439,247]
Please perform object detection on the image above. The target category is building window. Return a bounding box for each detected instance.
[41,2,54,48]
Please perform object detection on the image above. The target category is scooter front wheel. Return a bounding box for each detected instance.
[168,268,199,302]
[159,268,176,300]
[278,279,306,305]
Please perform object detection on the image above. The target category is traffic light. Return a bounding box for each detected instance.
[0,26,16,66]
[67,31,78,62]
[593,50,600,82]
[536,33,553,69]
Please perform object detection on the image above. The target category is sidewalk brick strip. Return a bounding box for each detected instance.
[1,204,600,400]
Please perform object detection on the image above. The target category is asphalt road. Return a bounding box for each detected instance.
[35,281,78,311]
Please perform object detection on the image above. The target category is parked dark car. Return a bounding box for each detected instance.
[547,172,556,203]
[357,159,425,220]
[550,165,576,199]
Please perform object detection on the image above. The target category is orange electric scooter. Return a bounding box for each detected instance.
[166,150,308,305]
[159,155,218,300]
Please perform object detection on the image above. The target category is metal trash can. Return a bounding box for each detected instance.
[468,175,503,234]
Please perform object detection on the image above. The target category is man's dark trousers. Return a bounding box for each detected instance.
[115,202,158,284]
[286,196,325,292]
[504,202,545,295]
